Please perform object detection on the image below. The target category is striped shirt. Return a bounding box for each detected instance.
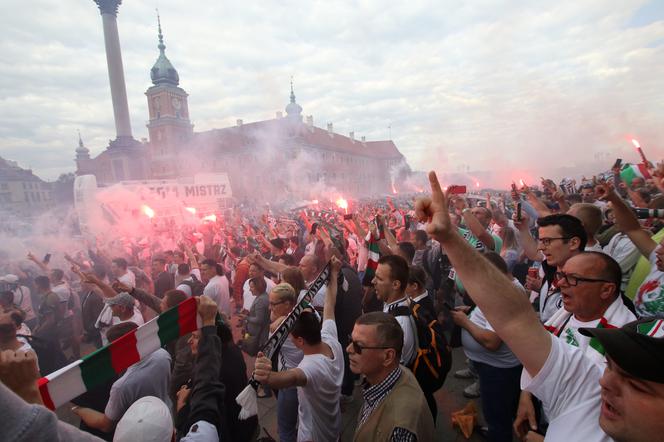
[359,366,417,441]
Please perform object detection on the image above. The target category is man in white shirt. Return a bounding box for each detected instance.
[1,275,35,327]
[603,232,640,292]
[416,171,664,442]
[373,254,417,366]
[254,258,345,442]
[199,259,231,318]
[175,264,203,297]
[99,292,144,346]
[110,258,135,289]
[599,184,664,317]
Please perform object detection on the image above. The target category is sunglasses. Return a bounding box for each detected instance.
[348,334,392,355]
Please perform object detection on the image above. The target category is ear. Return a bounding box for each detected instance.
[569,237,581,251]
[599,283,617,301]
[383,348,398,367]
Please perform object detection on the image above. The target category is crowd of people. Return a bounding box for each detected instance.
[1,159,664,442]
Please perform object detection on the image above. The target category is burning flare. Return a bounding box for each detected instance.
[185,207,197,215]
[631,139,641,149]
[202,214,217,222]
[336,197,349,214]
[391,183,398,194]
[141,205,155,219]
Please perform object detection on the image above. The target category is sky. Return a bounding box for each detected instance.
[0,0,663,184]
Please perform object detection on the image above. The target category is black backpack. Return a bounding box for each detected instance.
[17,334,68,377]
[181,274,206,297]
[391,303,452,392]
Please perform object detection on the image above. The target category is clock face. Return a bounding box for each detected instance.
[171,97,182,110]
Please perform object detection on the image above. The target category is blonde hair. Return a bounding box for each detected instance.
[271,282,297,304]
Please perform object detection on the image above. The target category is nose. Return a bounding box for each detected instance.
[599,364,620,394]
[346,342,354,355]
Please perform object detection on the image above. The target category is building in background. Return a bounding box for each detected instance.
[77,4,409,199]
[0,157,53,217]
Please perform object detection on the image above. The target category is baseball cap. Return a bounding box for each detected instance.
[105,292,135,309]
[113,396,173,442]
[2,275,19,284]
[579,316,664,383]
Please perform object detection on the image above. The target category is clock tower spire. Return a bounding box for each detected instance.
[145,10,193,179]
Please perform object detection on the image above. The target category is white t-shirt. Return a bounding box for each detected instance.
[383,298,417,366]
[585,242,604,253]
[117,270,136,289]
[634,250,664,318]
[203,275,231,317]
[603,233,640,292]
[12,286,35,321]
[100,309,145,346]
[296,319,344,442]
[176,269,203,297]
[521,335,610,442]
[538,266,563,323]
[52,282,73,318]
[242,276,275,311]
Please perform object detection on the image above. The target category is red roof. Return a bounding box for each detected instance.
[190,118,403,160]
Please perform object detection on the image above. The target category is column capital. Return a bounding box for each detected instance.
[93,0,122,16]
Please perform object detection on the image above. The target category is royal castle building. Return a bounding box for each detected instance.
[78,1,409,200]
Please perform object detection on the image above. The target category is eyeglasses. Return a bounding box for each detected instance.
[269,300,287,307]
[554,271,614,287]
[538,237,571,247]
[348,335,392,355]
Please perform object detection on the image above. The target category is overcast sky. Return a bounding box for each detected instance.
[0,0,663,183]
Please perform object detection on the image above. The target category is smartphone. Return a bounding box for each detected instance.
[516,202,522,221]
[613,158,623,169]
[43,253,51,264]
[343,214,353,220]
[449,185,467,194]
[310,223,318,235]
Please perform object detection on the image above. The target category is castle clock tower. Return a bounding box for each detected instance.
[145,14,193,179]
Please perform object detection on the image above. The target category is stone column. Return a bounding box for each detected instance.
[93,0,133,140]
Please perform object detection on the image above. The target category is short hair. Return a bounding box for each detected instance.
[164,289,188,309]
[377,255,410,291]
[279,254,296,266]
[50,268,64,281]
[249,262,264,273]
[569,203,603,236]
[152,257,166,265]
[397,242,416,263]
[414,230,428,245]
[249,276,267,293]
[93,264,107,280]
[483,251,509,275]
[581,251,622,290]
[106,321,138,343]
[200,258,224,276]
[177,263,191,276]
[34,275,51,291]
[281,268,305,294]
[271,283,297,304]
[289,236,299,246]
[112,258,128,270]
[537,214,587,250]
[355,312,403,358]
[291,311,321,345]
[7,309,24,327]
[407,266,427,289]
[567,194,583,205]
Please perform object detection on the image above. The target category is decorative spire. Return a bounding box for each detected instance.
[285,76,302,119]
[157,9,165,54]
[150,11,179,86]
[76,130,90,159]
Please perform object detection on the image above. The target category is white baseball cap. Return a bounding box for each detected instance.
[113,396,173,442]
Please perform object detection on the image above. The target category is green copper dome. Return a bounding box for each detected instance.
[150,14,179,86]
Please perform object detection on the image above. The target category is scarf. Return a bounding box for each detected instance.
[544,296,636,366]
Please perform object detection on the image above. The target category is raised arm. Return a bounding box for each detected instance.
[597,183,657,258]
[416,172,550,377]
[453,198,496,251]
[250,253,290,276]
[323,257,341,322]
[513,211,543,261]
[26,252,49,275]
[182,243,199,270]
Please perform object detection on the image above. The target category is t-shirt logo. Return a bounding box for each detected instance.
[565,328,579,347]
[636,278,664,316]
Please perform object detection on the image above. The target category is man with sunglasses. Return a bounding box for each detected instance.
[515,213,587,322]
[416,171,664,442]
[349,311,434,442]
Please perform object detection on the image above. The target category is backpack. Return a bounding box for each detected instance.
[391,303,452,392]
[181,274,206,297]
[17,334,68,377]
